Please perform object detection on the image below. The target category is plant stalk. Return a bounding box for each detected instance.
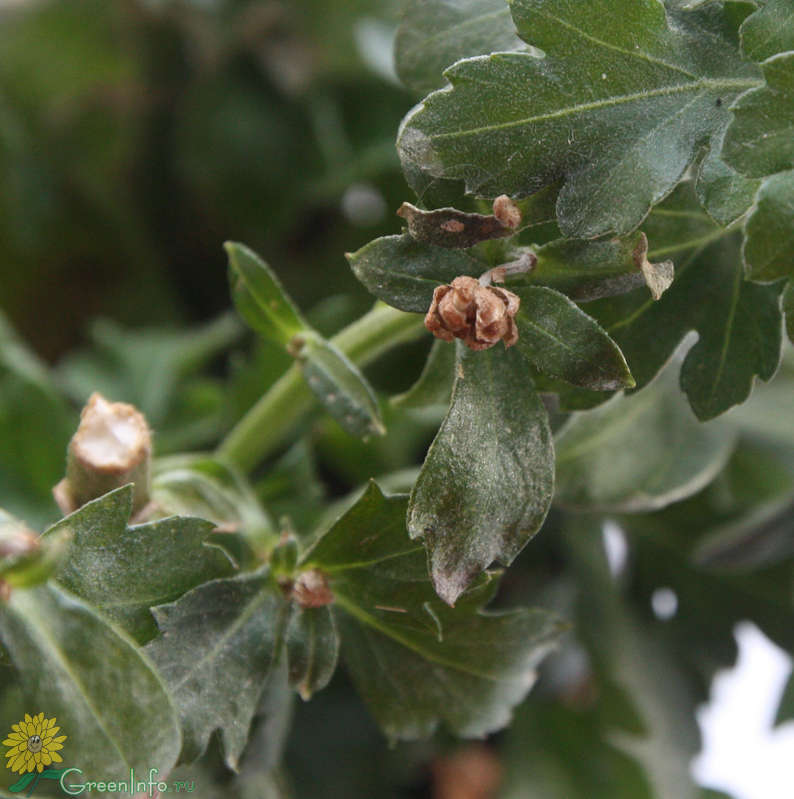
[218,303,425,472]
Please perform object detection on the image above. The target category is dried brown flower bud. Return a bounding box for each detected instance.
[425,276,520,351]
[492,194,521,229]
[290,569,334,608]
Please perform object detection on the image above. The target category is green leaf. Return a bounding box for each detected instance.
[398,0,761,237]
[408,343,554,604]
[517,234,651,303]
[0,583,181,777]
[696,122,760,226]
[588,194,783,420]
[563,521,704,799]
[784,280,794,343]
[742,170,794,281]
[722,52,794,178]
[302,483,564,740]
[152,454,277,555]
[554,361,736,512]
[391,339,456,410]
[740,0,794,61]
[45,485,234,641]
[296,333,385,438]
[225,241,308,346]
[512,286,634,391]
[348,233,484,313]
[348,231,666,316]
[145,569,289,768]
[0,312,76,528]
[395,0,526,95]
[285,605,339,700]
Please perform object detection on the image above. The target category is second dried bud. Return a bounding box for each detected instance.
[425,276,520,351]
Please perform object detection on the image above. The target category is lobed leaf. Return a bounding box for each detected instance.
[739,0,794,62]
[302,482,564,740]
[407,343,554,604]
[0,584,181,778]
[145,569,289,769]
[722,52,794,179]
[587,186,783,420]
[554,360,736,512]
[742,169,794,282]
[398,0,761,237]
[45,485,235,641]
[395,0,526,95]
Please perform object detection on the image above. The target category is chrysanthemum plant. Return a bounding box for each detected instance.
[1,0,794,794]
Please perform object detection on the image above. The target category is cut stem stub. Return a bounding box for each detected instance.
[54,393,153,515]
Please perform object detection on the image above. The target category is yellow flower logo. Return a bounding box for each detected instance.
[3,713,65,774]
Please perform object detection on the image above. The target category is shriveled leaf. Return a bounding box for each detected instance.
[742,170,794,282]
[395,0,526,95]
[296,333,385,438]
[398,0,761,237]
[397,201,515,248]
[588,187,783,420]
[46,485,234,641]
[740,0,794,61]
[391,338,456,410]
[408,343,554,604]
[722,52,794,178]
[302,483,564,740]
[512,286,634,391]
[285,605,339,700]
[225,241,307,346]
[0,583,181,777]
[145,570,289,769]
[555,361,736,512]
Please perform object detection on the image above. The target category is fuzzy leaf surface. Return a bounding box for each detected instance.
[45,486,234,641]
[555,362,736,512]
[742,170,794,282]
[226,241,307,346]
[391,338,456,411]
[722,53,794,178]
[512,286,634,391]
[407,343,554,604]
[0,584,181,778]
[285,605,339,700]
[302,482,564,740]
[398,0,761,237]
[145,570,289,769]
[297,333,385,438]
[587,186,783,420]
[395,0,526,95]
[740,0,794,61]
[348,231,659,314]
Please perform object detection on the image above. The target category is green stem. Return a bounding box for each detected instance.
[218,303,425,472]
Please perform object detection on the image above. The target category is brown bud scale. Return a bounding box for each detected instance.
[424,276,520,351]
